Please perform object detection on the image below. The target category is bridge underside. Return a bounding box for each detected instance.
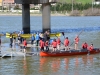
[15,0,57,33]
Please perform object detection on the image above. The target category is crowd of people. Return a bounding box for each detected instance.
[0,30,94,53]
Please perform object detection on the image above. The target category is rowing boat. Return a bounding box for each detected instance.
[39,48,100,57]
[6,33,61,38]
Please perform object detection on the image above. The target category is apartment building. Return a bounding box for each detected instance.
[0,0,2,6]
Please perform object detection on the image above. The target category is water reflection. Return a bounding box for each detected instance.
[64,58,69,70]
[39,55,95,75]
[51,58,60,72]
[23,57,28,75]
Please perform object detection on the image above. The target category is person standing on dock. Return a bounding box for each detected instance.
[31,34,35,45]
[10,34,13,47]
[44,31,48,42]
[64,37,70,51]
[13,37,16,48]
[47,30,50,41]
[17,35,21,45]
[35,32,40,46]
[23,38,27,53]
[39,32,44,40]
[74,35,79,50]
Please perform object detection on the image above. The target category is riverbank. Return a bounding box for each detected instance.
[0,12,67,16]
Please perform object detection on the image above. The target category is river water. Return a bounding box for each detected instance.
[0,16,100,75]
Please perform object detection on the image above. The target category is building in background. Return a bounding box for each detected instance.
[3,0,15,10]
[0,0,1,6]
[94,0,100,4]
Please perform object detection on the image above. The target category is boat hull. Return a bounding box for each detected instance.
[40,48,100,57]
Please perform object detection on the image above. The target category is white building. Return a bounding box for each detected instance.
[94,0,100,4]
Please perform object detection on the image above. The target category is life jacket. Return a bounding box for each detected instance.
[23,40,27,46]
[45,41,49,46]
[57,38,61,45]
[64,39,69,46]
[52,41,57,47]
[40,40,45,47]
[88,46,93,51]
[82,43,88,49]
[75,37,79,44]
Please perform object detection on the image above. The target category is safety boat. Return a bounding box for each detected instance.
[6,33,61,38]
[39,48,100,57]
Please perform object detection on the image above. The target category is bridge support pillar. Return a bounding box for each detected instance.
[42,3,51,33]
[22,4,30,34]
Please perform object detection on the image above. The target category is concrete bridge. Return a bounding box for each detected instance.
[14,0,57,33]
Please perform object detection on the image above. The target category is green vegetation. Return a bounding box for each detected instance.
[59,0,93,4]
[51,3,100,11]
[50,2,100,16]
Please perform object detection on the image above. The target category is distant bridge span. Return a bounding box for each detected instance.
[14,0,57,33]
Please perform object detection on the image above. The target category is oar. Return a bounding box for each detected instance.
[61,32,65,39]
[70,30,84,46]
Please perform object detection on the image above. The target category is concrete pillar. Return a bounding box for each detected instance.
[42,3,51,33]
[22,4,30,34]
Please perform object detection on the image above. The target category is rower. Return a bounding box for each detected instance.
[45,40,49,52]
[82,42,88,49]
[51,39,57,52]
[64,37,70,51]
[88,44,94,51]
[57,37,61,50]
[74,35,79,50]
[39,39,45,51]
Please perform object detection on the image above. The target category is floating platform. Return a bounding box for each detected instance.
[0,50,39,58]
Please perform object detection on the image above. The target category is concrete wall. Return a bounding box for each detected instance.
[14,0,56,4]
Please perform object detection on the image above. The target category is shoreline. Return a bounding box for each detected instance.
[0,13,67,16]
[0,13,100,17]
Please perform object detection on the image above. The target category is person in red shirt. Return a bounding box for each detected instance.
[74,35,79,50]
[82,42,88,49]
[45,40,49,52]
[57,38,61,50]
[23,38,27,53]
[88,44,94,51]
[64,37,70,51]
[51,39,57,52]
[39,39,45,51]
